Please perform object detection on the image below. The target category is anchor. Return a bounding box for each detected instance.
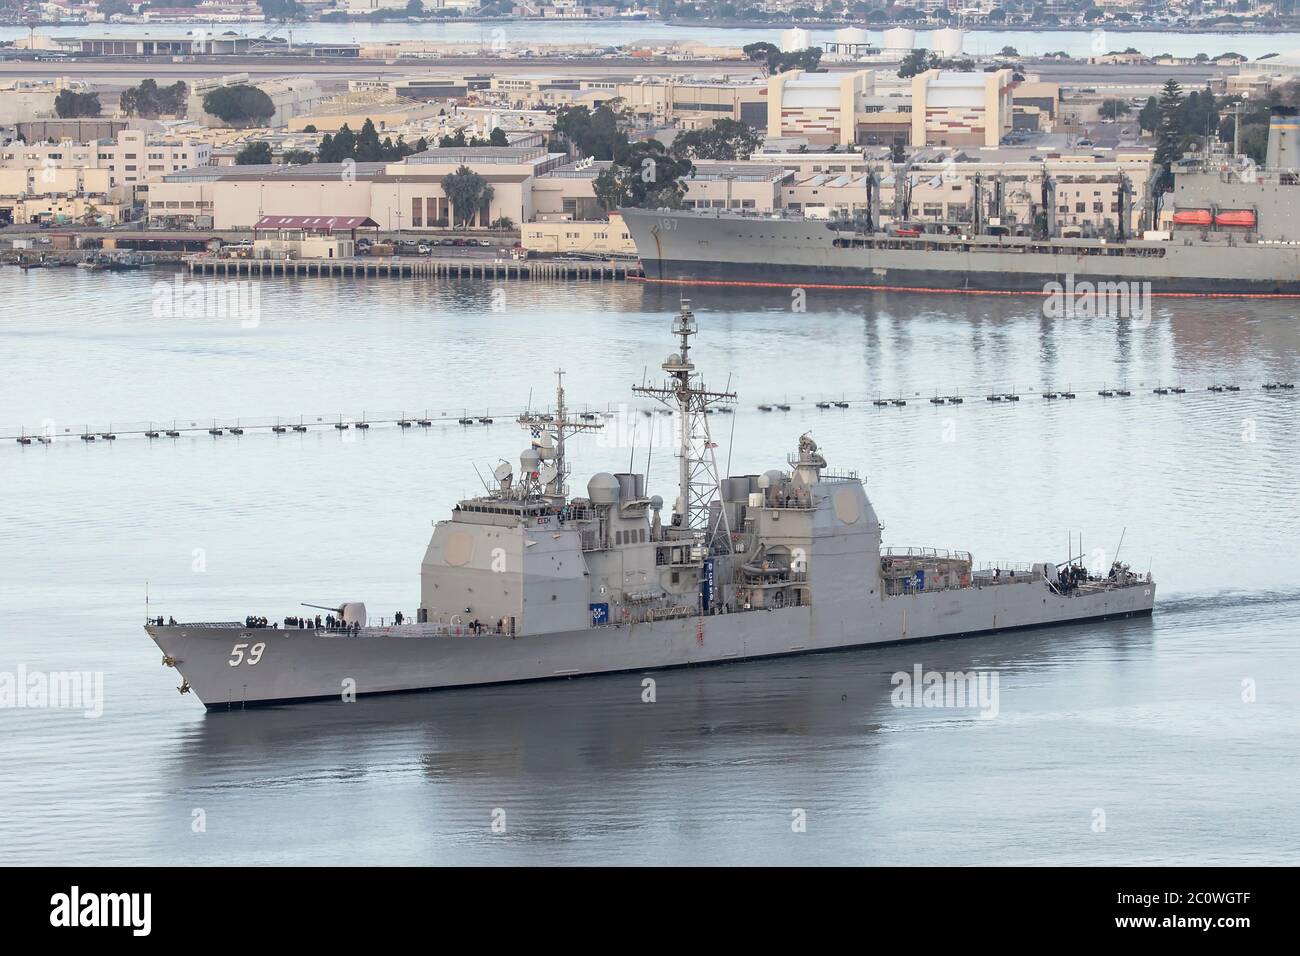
[177,680,191,695]
[161,655,179,668]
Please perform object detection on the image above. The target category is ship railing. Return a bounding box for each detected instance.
[364,621,509,638]
[883,547,973,562]
[883,578,970,596]
[975,561,1036,575]
[170,621,247,628]
[762,498,816,510]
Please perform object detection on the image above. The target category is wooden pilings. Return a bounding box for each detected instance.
[183,255,642,282]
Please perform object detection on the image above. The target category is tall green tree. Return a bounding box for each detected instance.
[54,90,101,118]
[120,79,188,118]
[259,0,303,18]
[1155,79,1185,190]
[235,141,272,165]
[554,102,628,160]
[594,140,693,211]
[355,118,384,161]
[1138,96,1160,134]
[671,118,762,161]
[203,85,275,127]
[438,128,468,148]
[743,41,823,76]
[898,49,939,79]
[1099,99,1131,120]
[440,165,494,228]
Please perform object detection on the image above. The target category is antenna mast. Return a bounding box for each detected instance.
[632,300,737,539]
[517,368,602,499]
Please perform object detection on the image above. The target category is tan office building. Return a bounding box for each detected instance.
[768,69,874,147]
[910,69,1015,148]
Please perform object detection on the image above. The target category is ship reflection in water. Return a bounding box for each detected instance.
[172,614,1169,865]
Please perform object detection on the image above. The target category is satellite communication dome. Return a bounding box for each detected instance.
[493,461,512,482]
[587,472,621,505]
[520,448,541,476]
[649,495,663,511]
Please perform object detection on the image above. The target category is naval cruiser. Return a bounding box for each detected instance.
[146,303,1155,708]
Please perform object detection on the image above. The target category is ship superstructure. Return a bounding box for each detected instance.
[146,303,1155,708]
[620,166,1300,295]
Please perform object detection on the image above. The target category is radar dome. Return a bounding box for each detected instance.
[587,472,621,505]
[649,495,663,511]
[520,448,541,475]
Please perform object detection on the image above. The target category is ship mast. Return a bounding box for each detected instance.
[517,369,602,499]
[632,300,736,545]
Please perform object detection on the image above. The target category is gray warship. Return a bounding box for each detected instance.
[623,206,1300,294]
[146,303,1155,709]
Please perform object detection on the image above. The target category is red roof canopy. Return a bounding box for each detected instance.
[254,215,379,232]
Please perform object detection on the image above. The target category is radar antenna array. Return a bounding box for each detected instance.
[516,369,603,498]
[631,300,737,548]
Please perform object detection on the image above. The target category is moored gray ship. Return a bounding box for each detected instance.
[146,303,1155,709]
[622,166,1300,296]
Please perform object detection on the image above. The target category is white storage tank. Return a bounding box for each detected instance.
[780,28,812,53]
[932,27,965,58]
[835,27,869,47]
[882,27,916,52]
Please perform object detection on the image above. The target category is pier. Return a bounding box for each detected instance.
[183,254,643,282]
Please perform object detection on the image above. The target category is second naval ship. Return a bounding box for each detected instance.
[622,205,1300,295]
[146,303,1155,708]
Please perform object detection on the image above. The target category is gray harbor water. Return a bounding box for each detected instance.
[0,268,1297,865]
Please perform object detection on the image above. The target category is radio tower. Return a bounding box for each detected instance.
[632,301,736,545]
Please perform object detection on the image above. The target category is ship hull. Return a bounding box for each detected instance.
[621,208,1300,296]
[148,579,1154,709]
[639,257,1300,296]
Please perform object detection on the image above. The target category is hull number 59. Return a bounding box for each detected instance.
[228,642,266,666]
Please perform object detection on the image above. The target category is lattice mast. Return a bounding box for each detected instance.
[632,301,736,543]
[517,369,602,499]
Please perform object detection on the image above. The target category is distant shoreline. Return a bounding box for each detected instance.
[4,17,1300,37]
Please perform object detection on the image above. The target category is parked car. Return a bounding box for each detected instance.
[417,243,431,255]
